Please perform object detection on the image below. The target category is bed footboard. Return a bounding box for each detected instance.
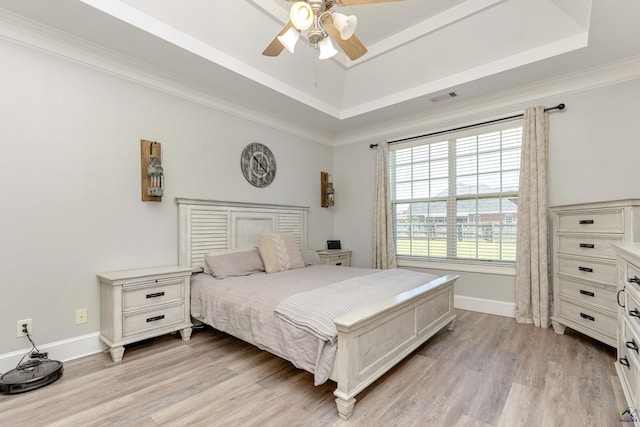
[331,274,457,420]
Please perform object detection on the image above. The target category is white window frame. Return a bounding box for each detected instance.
[390,119,522,275]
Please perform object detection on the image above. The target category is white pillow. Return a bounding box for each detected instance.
[258,233,305,273]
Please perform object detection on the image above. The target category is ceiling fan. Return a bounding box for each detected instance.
[262,0,405,61]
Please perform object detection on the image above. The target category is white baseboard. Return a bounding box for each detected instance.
[0,297,513,374]
[454,295,515,318]
[0,332,103,374]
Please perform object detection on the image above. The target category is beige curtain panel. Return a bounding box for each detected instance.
[373,141,397,269]
[515,106,550,327]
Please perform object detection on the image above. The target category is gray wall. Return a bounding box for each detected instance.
[0,38,333,354]
[334,78,640,303]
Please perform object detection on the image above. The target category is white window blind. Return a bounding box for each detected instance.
[390,120,522,263]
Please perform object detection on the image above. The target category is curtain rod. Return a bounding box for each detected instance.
[369,103,565,149]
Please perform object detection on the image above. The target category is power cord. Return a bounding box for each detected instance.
[15,324,48,370]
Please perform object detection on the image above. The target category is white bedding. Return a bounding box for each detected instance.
[190,264,438,384]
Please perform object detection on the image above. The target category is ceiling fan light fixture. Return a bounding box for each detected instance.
[277,27,300,53]
[332,12,357,40]
[290,1,314,30]
[318,36,338,60]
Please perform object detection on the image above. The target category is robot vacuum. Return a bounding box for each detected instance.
[0,358,63,394]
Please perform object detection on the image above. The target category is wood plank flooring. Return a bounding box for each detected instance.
[0,310,626,426]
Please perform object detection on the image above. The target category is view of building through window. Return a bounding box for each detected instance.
[390,123,522,262]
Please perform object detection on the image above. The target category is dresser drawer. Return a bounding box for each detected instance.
[621,258,640,303]
[618,326,639,405]
[557,208,624,233]
[557,235,623,260]
[556,298,616,338]
[557,277,616,311]
[557,256,617,285]
[123,304,186,337]
[123,279,185,311]
[625,289,640,339]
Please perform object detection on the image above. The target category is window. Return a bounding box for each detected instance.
[390,120,522,263]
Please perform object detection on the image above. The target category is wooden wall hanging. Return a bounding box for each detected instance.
[321,171,329,208]
[141,140,163,202]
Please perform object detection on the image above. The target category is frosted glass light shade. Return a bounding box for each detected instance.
[278,27,300,53]
[333,13,357,40]
[318,37,338,60]
[290,2,313,30]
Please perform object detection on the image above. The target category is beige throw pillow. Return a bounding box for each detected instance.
[204,248,265,279]
[258,233,305,273]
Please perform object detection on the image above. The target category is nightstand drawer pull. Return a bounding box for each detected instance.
[578,266,593,273]
[620,356,630,369]
[146,291,165,299]
[146,315,165,323]
[336,262,342,266]
[579,289,595,297]
[579,243,594,249]
[630,308,640,318]
[629,276,640,284]
[627,340,639,354]
[579,219,594,225]
[580,312,595,321]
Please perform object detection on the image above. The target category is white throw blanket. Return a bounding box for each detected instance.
[274,268,437,344]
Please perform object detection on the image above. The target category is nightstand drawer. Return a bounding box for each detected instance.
[557,256,616,285]
[557,277,616,311]
[557,208,624,233]
[556,298,616,338]
[123,279,185,311]
[317,250,351,267]
[324,254,350,266]
[123,304,186,337]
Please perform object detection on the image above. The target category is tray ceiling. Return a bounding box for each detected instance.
[0,0,639,144]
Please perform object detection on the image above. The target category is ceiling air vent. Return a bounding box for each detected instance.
[430,92,458,103]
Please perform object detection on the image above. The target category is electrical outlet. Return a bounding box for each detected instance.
[75,308,88,325]
[17,318,32,337]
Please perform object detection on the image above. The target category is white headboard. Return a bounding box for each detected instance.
[177,198,309,268]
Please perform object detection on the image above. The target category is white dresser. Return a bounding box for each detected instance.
[97,266,193,362]
[614,243,640,421]
[551,200,640,347]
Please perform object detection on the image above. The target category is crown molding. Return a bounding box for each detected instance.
[0,9,334,145]
[333,54,640,146]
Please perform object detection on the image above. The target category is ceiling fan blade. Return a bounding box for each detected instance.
[322,15,367,60]
[335,0,405,5]
[262,21,293,57]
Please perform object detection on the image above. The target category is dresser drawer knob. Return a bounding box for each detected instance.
[618,289,626,308]
[579,243,594,249]
[578,266,593,273]
[580,312,595,321]
[146,291,165,299]
[579,219,594,225]
[627,340,639,354]
[629,308,640,318]
[629,276,640,284]
[620,356,630,369]
[146,315,165,323]
[579,289,595,297]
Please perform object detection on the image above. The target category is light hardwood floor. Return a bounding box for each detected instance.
[0,310,627,426]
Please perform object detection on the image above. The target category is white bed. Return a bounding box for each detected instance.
[177,198,458,420]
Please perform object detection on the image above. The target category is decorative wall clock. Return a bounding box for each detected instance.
[240,142,277,187]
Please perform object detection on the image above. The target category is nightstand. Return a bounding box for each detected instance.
[97,266,193,363]
[317,250,351,267]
